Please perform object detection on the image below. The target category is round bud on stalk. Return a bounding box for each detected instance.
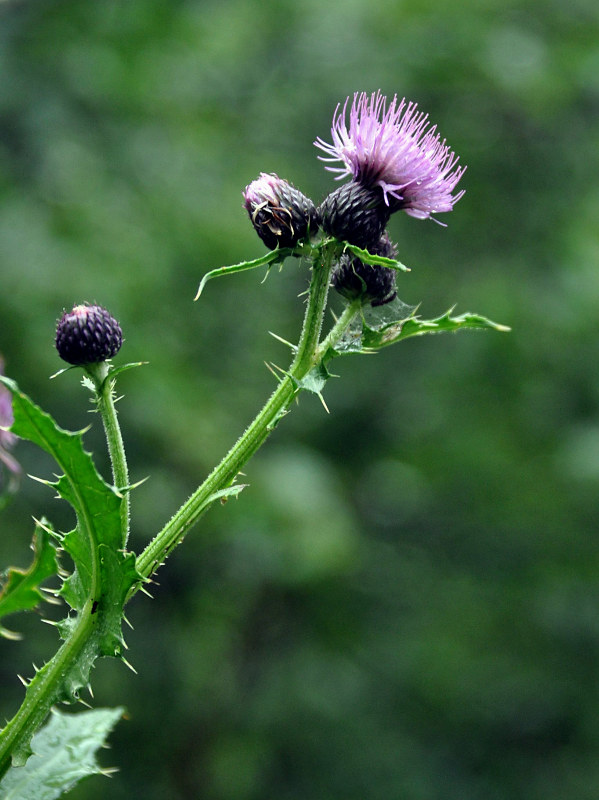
[56,304,123,366]
[243,172,320,250]
[317,181,391,250]
[332,231,398,307]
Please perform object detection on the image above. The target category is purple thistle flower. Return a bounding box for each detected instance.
[315,90,466,221]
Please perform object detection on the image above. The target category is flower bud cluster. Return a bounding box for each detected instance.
[243,91,465,307]
[242,170,398,306]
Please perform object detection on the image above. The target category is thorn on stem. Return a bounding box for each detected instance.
[121,657,138,674]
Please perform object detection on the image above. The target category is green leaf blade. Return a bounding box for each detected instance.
[385,308,511,347]
[0,377,133,612]
[0,379,141,740]
[194,249,293,299]
[332,301,509,354]
[0,522,59,639]
[343,242,410,272]
[0,707,124,800]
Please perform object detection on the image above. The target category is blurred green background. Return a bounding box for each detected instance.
[2,0,599,797]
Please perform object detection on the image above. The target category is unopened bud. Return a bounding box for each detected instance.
[332,232,398,306]
[243,172,319,250]
[55,304,123,366]
[318,181,390,250]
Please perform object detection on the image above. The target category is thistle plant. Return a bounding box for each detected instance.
[0,91,508,797]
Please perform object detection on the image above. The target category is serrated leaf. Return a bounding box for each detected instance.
[343,242,410,272]
[0,707,124,800]
[365,308,510,349]
[295,361,332,396]
[94,546,140,658]
[194,249,293,299]
[397,309,511,341]
[334,300,509,355]
[0,378,140,703]
[0,376,134,595]
[102,361,147,381]
[330,297,416,356]
[0,521,59,640]
[208,484,246,503]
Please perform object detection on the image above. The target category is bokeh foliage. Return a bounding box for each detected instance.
[1,0,599,798]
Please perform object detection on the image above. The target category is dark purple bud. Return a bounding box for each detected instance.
[55,304,123,366]
[318,181,390,250]
[243,172,320,250]
[332,231,398,307]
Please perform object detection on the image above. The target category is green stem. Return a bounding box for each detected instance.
[0,599,96,779]
[318,299,362,357]
[0,244,361,777]
[134,244,339,584]
[86,362,130,546]
[0,363,128,778]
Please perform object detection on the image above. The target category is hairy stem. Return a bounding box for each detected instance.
[134,244,341,584]
[0,243,362,777]
[86,362,130,546]
[0,599,96,779]
[318,298,362,357]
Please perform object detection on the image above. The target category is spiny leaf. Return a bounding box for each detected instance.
[0,375,132,584]
[363,307,510,349]
[194,249,293,300]
[393,308,511,343]
[0,377,140,701]
[343,242,410,272]
[0,521,59,640]
[295,362,332,396]
[0,707,124,800]
[334,300,509,355]
[103,361,148,382]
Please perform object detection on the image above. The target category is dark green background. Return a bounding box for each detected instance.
[2,0,599,798]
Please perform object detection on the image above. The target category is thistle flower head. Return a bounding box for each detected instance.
[315,91,466,221]
[55,303,123,366]
[243,172,319,250]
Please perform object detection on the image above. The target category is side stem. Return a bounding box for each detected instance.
[134,245,339,584]
[86,362,130,546]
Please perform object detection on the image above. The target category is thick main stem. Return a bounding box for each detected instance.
[0,599,96,779]
[135,246,339,583]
